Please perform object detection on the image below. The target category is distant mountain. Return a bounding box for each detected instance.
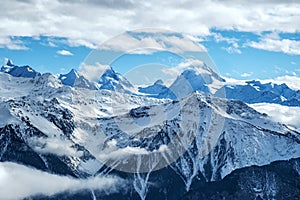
[152,63,225,99]
[98,67,135,93]
[59,69,98,90]
[0,59,41,78]
[138,79,170,95]
[222,80,300,106]
[139,63,300,107]
[0,60,136,94]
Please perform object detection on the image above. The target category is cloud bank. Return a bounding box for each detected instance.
[249,103,300,130]
[100,31,206,54]
[0,162,124,200]
[0,0,299,49]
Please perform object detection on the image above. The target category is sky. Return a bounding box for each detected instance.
[0,0,300,82]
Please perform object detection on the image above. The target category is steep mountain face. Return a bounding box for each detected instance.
[98,67,135,93]
[94,92,300,183]
[223,80,300,106]
[182,158,300,200]
[0,59,41,78]
[27,158,300,200]
[0,70,299,200]
[59,69,98,90]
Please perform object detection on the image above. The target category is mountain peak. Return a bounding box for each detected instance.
[1,61,40,78]
[60,69,79,81]
[6,59,14,66]
[98,66,134,93]
[70,68,78,74]
[154,79,164,85]
[100,67,119,80]
[58,69,97,90]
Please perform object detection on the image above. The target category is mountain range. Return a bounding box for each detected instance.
[0,60,299,200]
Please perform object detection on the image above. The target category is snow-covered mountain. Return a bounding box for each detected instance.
[0,67,299,200]
[98,67,135,93]
[58,67,136,93]
[222,80,300,106]
[139,63,300,108]
[59,69,98,90]
[0,59,41,78]
[140,62,225,99]
[138,79,170,95]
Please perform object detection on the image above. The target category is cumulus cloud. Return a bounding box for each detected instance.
[0,162,124,200]
[212,32,242,54]
[79,62,110,81]
[246,33,300,55]
[249,103,300,129]
[101,31,206,53]
[56,49,73,56]
[0,36,28,50]
[0,1,299,48]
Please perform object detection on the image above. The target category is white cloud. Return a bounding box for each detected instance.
[79,62,110,81]
[162,59,206,77]
[291,61,296,65]
[0,36,28,50]
[212,32,236,44]
[57,49,73,56]
[224,75,300,91]
[212,32,242,54]
[159,58,218,86]
[29,137,83,157]
[260,75,300,91]
[0,162,124,200]
[101,32,206,53]
[249,103,300,129]
[223,77,247,85]
[98,144,168,161]
[247,33,300,55]
[240,72,253,77]
[0,1,299,48]
[222,46,242,54]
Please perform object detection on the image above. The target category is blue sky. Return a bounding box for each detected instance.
[1,30,299,81]
[0,1,299,82]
